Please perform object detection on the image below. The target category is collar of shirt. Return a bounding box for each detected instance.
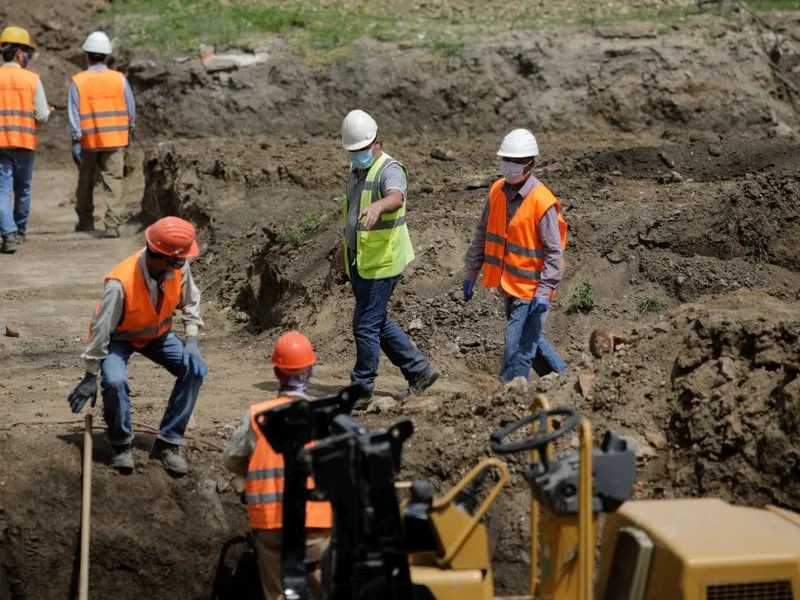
[277,389,309,400]
[502,175,541,203]
[1,63,20,68]
[88,64,109,72]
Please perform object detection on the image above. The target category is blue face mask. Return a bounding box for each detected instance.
[349,148,375,170]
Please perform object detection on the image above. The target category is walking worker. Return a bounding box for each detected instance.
[0,26,50,254]
[222,331,331,600]
[339,109,439,410]
[67,216,208,475]
[68,30,135,238]
[463,129,569,382]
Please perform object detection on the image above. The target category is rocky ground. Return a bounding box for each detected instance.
[0,0,799,598]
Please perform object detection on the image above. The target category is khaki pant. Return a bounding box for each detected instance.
[253,529,330,600]
[75,149,124,229]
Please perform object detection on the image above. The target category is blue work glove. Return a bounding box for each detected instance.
[71,142,81,167]
[182,337,209,377]
[463,279,475,301]
[528,296,550,315]
[68,372,97,414]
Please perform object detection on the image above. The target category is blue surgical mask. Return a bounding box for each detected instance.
[500,160,528,185]
[349,148,375,170]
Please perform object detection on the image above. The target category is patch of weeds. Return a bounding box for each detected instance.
[637,295,666,314]
[745,0,800,10]
[426,39,466,56]
[276,228,303,249]
[566,283,596,315]
[103,0,308,51]
[300,208,318,234]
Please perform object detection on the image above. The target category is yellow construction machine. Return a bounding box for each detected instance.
[257,387,800,600]
[489,395,800,600]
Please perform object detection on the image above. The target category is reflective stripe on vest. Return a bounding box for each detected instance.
[86,251,181,349]
[482,178,568,300]
[71,69,130,149]
[0,68,39,150]
[246,397,333,530]
[341,152,415,280]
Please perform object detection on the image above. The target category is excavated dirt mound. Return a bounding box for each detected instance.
[0,428,255,600]
[126,13,800,141]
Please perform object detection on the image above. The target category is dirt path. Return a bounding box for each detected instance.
[0,164,463,438]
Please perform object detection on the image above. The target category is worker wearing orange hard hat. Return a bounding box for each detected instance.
[67,216,208,476]
[223,331,331,600]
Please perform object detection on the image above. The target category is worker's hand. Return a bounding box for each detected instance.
[462,280,475,301]
[358,203,383,230]
[71,142,81,167]
[68,373,98,414]
[528,297,550,315]
[182,338,209,378]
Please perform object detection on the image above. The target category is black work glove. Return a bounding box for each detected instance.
[68,372,98,414]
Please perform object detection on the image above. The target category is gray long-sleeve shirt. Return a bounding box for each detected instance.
[68,64,136,149]
[464,176,564,300]
[222,390,309,477]
[0,62,50,123]
[81,251,204,374]
[344,153,407,250]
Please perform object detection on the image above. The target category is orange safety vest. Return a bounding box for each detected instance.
[246,397,333,531]
[87,251,181,349]
[71,69,130,149]
[483,178,568,300]
[0,67,39,150]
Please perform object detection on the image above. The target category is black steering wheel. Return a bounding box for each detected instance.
[489,408,582,465]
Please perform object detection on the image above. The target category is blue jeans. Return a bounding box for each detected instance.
[500,297,568,382]
[0,149,35,236]
[350,262,431,393]
[100,332,204,446]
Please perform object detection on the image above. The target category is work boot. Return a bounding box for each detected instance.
[75,220,95,232]
[17,232,25,244]
[398,368,440,401]
[150,439,188,476]
[104,227,120,239]
[352,393,374,412]
[1,233,18,254]
[109,444,134,471]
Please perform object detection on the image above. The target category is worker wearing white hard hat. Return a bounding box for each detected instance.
[67,31,136,238]
[463,129,569,382]
[338,109,439,410]
[0,26,51,254]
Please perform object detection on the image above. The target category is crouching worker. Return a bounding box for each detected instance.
[67,216,208,475]
[222,331,332,600]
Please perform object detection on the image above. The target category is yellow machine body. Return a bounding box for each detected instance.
[407,458,509,600]
[597,498,800,600]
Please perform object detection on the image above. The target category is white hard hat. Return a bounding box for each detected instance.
[497,129,539,158]
[341,109,378,151]
[83,31,112,55]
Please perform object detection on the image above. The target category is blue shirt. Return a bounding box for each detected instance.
[68,64,136,151]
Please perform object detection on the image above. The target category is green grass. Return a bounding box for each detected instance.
[637,295,666,314]
[566,283,596,315]
[101,0,800,57]
[275,208,319,249]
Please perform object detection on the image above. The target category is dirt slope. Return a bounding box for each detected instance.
[1,2,799,598]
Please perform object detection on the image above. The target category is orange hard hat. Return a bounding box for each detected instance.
[145,216,200,259]
[271,331,317,371]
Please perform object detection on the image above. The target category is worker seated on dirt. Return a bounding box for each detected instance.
[463,129,569,382]
[222,331,332,600]
[67,216,208,476]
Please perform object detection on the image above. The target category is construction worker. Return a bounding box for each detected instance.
[222,331,331,600]
[340,109,439,410]
[68,31,135,238]
[0,26,50,254]
[463,129,569,382]
[67,216,207,475]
